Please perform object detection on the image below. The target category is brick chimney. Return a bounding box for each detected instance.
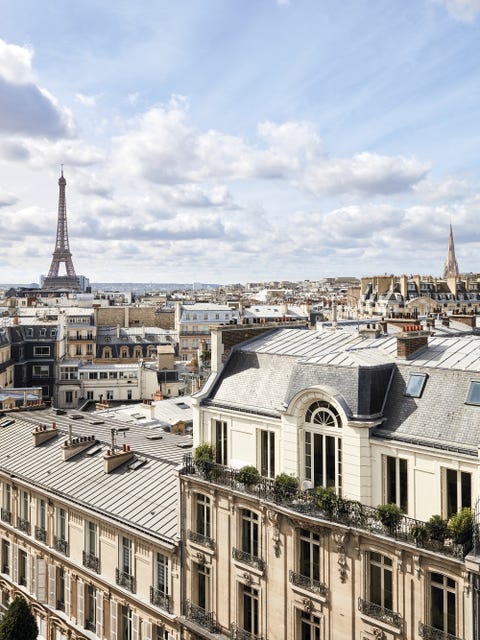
[104,444,134,473]
[32,422,59,447]
[396,325,429,359]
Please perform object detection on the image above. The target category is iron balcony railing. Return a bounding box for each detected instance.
[17,518,30,535]
[289,570,328,597]
[1,509,11,525]
[53,536,68,555]
[418,622,463,640]
[85,620,96,632]
[187,529,216,550]
[35,526,47,543]
[56,601,65,612]
[82,551,100,573]
[230,623,263,640]
[358,598,402,628]
[232,548,265,572]
[184,599,218,633]
[182,455,473,560]
[150,586,170,613]
[116,568,135,593]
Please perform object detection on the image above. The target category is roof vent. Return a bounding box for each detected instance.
[32,422,58,447]
[62,424,98,460]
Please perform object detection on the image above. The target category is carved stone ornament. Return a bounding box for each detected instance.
[242,572,253,586]
[267,509,282,558]
[302,597,314,613]
[372,628,386,640]
[333,532,348,583]
[195,552,207,565]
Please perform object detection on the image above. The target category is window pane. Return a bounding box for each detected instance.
[466,381,480,404]
[431,585,444,630]
[461,472,471,509]
[446,469,458,517]
[399,458,408,512]
[370,564,382,605]
[405,373,427,397]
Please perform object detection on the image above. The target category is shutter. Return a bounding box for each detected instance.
[110,600,117,640]
[48,564,56,607]
[77,580,84,626]
[65,572,71,617]
[96,590,103,639]
[142,621,152,640]
[12,544,18,583]
[36,558,47,603]
[132,612,139,640]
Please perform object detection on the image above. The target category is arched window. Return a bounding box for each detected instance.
[134,347,143,359]
[120,347,129,359]
[103,347,112,359]
[303,400,342,493]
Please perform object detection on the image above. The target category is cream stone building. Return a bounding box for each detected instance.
[180,325,480,640]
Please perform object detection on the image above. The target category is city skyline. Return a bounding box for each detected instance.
[1,0,480,283]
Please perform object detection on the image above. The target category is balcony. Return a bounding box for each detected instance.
[17,518,30,535]
[184,600,218,634]
[418,622,463,640]
[289,570,328,597]
[116,568,135,593]
[230,624,263,640]
[181,455,473,561]
[56,601,65,612]
[1,509,11,525]
[82,551,100,573]
[150,586,170,613]
[85,620,96,632]
[53,536,68,555]
[35,526,47,543]
[232,548,265,572]
[187,529,216,550]
[358,598,402,628]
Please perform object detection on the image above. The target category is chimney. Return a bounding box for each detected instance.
[32,422,59,447]
[104,444,134,473]
[396,325,429,359]
[62,427,98,460]
[116,324,121,339]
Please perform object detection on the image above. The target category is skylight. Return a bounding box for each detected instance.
[404,373,427,398]
[466,381,480,405]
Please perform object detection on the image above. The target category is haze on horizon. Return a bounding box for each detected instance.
[0,0,479,284]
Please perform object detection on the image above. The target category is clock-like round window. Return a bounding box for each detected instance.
[305,401,341,428]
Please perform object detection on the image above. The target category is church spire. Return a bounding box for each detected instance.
[443,224,459,278]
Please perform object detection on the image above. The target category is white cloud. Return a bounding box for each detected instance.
[0,187,18,207]
[75,93,98,108]
[413,176,469,202]
[433,0,480,21]
[0,39,34,84]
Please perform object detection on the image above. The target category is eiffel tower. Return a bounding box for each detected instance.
[43,168,80,291]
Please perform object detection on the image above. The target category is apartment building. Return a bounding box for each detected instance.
[0,409,189,639]
[0,328,14,388]
[180,325,480,640]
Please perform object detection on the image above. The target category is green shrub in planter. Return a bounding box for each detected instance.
[410,523,428,545]
[238,465,261,486]
[274,473,299,498]
[448,508,473,545]
[376,503,403,533]
[315,486,339,515]
[194,443,215,464]
[425,514,448,543]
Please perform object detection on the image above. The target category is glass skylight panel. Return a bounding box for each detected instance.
[466,381,480,405]
[404,373,427,398]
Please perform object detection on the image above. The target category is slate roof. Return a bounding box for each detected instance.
[0,408,190,544]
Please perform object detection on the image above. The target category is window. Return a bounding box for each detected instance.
[155,553,169,595]
[466,380,480,405]
[76,345,82,356]
[65,391,73,404]
[19,549,27,586]
[86,391,94,400]
[103,348,112,358]
[241,509,259,558]
[304,402,342,492]
[214,420,228,465]
[2,484,11,519]
[1,540,9,574]
[119,604,133,640]
[127,390,132,400]
[39,328,47,337]
[20,490,29,521]
[299,529,321,583]
[196,494,211,538]
[429,573,456,635]
[106,390,114,401]
[32,365,49,378]
[384,456,408,512]
[85,521,97,555]
[120,537,132,575]
[134,347,142,358]
[405,373,428,397]
[367,552,393,611]
[241,585,259,635]
[298,610,321,640]
[443,469,471,518]
[195,563,210,610]
[260,430,275,478]
[85,584,96,630]
[51,329,57,337]
[33,346,50,356]
[26,328,33,338]
[56,568,65,610]
[37,499,46,529]
[57,508,67,541]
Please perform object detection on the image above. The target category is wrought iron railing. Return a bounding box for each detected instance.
[85,620,96,632]
[232,548,265,572]
[35,526,47,543]
[230,623,263,640]
[418,622,463,640]
[116,568,135,592]
[358,598,402,627]
[188,529,216,550]
[56,600,65,612]
[289,570,328,597]
[53,536,68,555]
[1,563,9,575]
[150,586,170,612]
[82,551,100,573]
[1,509,11,525]
[16,518,30,535]
[184,599,218,633]
[182,455,471,559]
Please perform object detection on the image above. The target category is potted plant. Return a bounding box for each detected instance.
[237,465,261,488]
[448,508,473,546]
[425,514,448,545]
[410,523,428,546]
[273,473,299,500]
[376,503,403,535]
[315,486,338,517]
[193,443,215,478]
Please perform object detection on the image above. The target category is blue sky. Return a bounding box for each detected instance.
[0,0,480,283]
